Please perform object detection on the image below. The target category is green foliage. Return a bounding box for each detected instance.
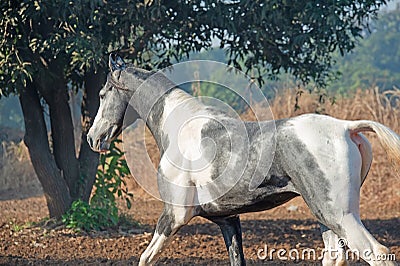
[92,139,133,212]
[206,0,387,86]
[188,7,400,101]
[329,8,400,94]
[0,0,388,96]
[62,140,133,231]
[61,200,111,231]
[9,221,34,232]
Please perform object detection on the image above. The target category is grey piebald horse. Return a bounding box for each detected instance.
[88,55,399,266]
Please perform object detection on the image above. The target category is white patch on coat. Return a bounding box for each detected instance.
[158,91,246,205]
[161,90,215,179]
[289,114,362,213]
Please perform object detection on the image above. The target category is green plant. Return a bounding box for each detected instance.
[62,200,98,231]
[11,223,23,233]
[62,140,133,231]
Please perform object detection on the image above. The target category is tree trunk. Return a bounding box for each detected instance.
[35,58,82,202]
[78,69,105,201]
[46,85,81,201]
[19,83,72,218]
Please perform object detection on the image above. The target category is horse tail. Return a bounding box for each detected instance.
[348,120,400,171]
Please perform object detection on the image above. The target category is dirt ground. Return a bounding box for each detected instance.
[0,184,398,266]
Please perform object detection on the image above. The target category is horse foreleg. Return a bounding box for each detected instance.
[210,215,246,266]
[139,205,194,266]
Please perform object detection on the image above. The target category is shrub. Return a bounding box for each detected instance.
[62,140,133,231]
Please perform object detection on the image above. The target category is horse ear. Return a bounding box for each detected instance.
[116,56,126,70]
[109,53,126,71]
[108,54,115,71]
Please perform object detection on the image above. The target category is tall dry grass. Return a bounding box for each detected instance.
[0,140,42,199]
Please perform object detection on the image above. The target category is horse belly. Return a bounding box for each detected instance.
[198,176,299,217]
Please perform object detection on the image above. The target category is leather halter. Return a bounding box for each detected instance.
[107,73,130,92]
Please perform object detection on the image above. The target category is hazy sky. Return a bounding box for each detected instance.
[384,0,400,11]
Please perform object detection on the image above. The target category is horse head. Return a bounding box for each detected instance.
[87,54,136,152]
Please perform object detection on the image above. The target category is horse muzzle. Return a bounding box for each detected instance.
[87,124,121,152]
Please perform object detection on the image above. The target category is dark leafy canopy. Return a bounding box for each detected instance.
[0,0,387,96]
[207,0,388,85]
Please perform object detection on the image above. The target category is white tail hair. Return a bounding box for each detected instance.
[348,120,400,172]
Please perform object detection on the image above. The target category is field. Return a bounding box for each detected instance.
[0,88,399,265]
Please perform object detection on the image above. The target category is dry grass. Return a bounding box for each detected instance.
[0,140,42,199]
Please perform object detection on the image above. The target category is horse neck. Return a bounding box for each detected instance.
[128,74,204,149]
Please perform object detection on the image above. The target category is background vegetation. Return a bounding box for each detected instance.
[0,0,397,222]
[3,7,399,127]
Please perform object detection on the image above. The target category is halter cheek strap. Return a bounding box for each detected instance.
[107,73,130,92]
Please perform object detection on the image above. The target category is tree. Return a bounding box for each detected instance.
[0,0,387,218]
[329,7,400,93]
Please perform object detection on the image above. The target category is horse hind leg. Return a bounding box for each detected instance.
[318,134,379,266]
[209,215,246,266]
[337,214,395,266]
[333,137,394,265]
[310,178,395,265]
[314,178,396,266]
[315,198,395,265]
[298,154,394,264]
